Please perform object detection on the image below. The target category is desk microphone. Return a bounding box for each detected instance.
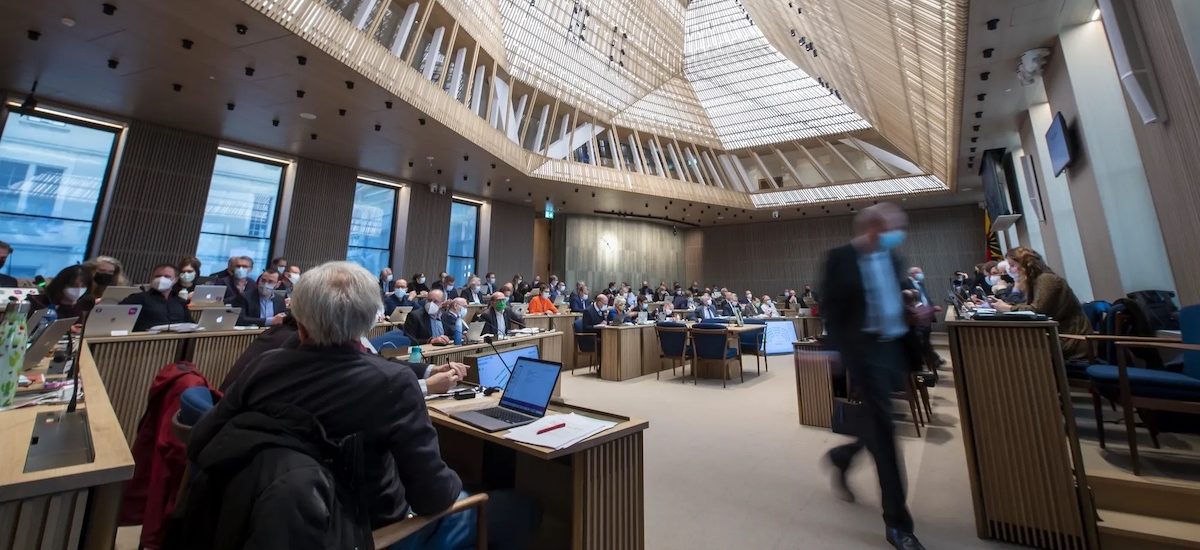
[482,335,513,396]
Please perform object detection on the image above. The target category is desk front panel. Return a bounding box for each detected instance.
[89,337,187,444]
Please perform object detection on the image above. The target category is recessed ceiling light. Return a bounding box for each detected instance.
[1090,8,1101,21]
[299,112,317,120]
[61,17,76,27]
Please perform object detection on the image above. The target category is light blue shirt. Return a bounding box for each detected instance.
[496,311,506,336]
[259,296,275,320]
[858,251,908,339]
[430,312,445,338]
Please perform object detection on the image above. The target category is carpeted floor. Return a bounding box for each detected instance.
[557,351,1015,550]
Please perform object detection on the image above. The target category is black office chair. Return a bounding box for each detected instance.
[572,318,598,375]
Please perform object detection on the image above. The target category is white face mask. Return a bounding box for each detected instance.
[276,266,286,273]
[288,273,300,284]
[985,275,998,286]
[417,277,426,284]
[1007,268,1020,281]
[180,271,196,283]
[542,292,550,299]
[487,277,495,284]
[153,276,174,292]
[397,286,408,293]
[64,287,87,301]
[427,302,440,315]
[234,267,249,279]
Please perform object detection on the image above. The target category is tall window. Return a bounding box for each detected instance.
[446,200,478,281]
[196,152,284,273]
[0,112,118,278]
[347,181,396,275]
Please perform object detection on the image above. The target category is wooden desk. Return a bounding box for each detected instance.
[597,324,647,381]
[523,313,580,370]
[414,331,564,399]
[947,317,1098,549]
[0,345,135,550]
[428,397,648,549]
[793,340,835,428]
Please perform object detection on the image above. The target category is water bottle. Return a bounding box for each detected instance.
[409,344,423,363]
[41,305,58,332]
[453,320,463,345]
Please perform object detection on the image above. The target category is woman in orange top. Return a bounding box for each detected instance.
[527,287,558,314]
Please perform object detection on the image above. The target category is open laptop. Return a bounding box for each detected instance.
[27,308,50,331]
[23,317,78,370]
[190,285,228,307]
[465,321,486,343]
[197,307,241,331]
[510,302,528,316]
[84,305,142,337]
[450,357,561,432]
[553,294,566,306]
[100,285,141,304]
[389,305,414,324]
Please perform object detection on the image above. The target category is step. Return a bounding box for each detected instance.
[1090,470,1200,524]
[1097,509,1200,550]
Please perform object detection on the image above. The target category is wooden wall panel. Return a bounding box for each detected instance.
[531,218,552,280]
[682,229,704,286]
[551,215,685,289]
[485,200,535,281]
[281,159,357,269]
[401,186,452,277]
[97,122,217,281]
[1127,0,1200,304]
[699,205,982,314]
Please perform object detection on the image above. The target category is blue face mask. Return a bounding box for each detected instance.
[915,272,925,282]
[877,229,906,251]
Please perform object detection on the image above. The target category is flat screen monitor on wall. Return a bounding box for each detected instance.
[980,149,1011,221]
[1046,111,1074,177]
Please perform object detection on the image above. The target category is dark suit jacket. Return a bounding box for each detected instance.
[402,307,455,344]
[820,244,911,367]
[233,286,288,326]
[215,275,253,305]
[120,290,190,331]
[695,304,719,320]
[475,308,525,337]
[720,301,739,316]
[0,273,18,287]
[580,305,612,331]
[569,293,590,313]
[458,287,485,304]
[384,292,416,316]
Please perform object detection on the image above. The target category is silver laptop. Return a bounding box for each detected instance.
[637,311,648,324]
[465,321,485,343]
[100,285,141,304]
[196,307,241,331]
[450,357,562,432]
[510,303,528,316]
[190,285,228,307]
[389,305,414,323]
[84,304,142,337]
[24,317,78,370]
[553,294,566,306]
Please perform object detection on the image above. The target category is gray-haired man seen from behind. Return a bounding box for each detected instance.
[183,261,538,549]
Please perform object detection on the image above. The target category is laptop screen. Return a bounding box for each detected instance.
[476,345,539,389]
[500,357,561,417]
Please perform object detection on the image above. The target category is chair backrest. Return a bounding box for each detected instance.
[739,319,766,347]
[574,318,597,352]
[369,330,412,352]
[1081,300,1111,332]
[691,325,730,359]
[1181,304,1199,379]
[655,322,689,358]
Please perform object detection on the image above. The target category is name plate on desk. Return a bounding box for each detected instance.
[24,411,95,473]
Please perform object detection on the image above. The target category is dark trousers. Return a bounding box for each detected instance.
[915,326,939,370]
[828,338,914,532]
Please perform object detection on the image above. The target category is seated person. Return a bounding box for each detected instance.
[720,292,741,316]
[759,295,779,318]
[28,265,93,322]
[568,285,590,313]
[410,272,429,293]
[477,292,525,337]
[740,290,753,305]
[83,255,129,301]
[402,289,453,345]
[232,270,288,327]
[987,247,1091,360]
[119,263,189,331]
[173,256,205,301]
[695,294,719,320]
[384,278,417,316]
[459,276,485,304]
[216,256,255,304]
[527,287,558,314]
[581,294,613,330]
[742,297,764,317]
[220,312,300,392]
[181,262,526,549]
[657,301,675,321]
[991,260,1024,304]
[671,289,690,310]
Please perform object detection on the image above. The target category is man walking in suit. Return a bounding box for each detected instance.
[820,202,923,550]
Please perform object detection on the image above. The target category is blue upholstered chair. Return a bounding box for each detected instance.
[690,323,742,387]
[369,330,413,354]
[573,318,599,375]
[738,319,768,375]
[654,321,692,382]
[1086,304,1200,474]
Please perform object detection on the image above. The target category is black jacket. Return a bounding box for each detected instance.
[402,306,454,344]
[820,243,913,365]
[120,290,190,332]
[189,344,462,527]
[165,403,373,550]
[0,273,18,287]
[476,307,525,337]
[233,285,288,326]
[580,304,613,331]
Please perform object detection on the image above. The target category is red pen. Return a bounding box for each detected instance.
[536,422,567,435]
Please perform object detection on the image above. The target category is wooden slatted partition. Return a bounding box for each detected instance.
[88,337,187,444]
[573,431,644,550]
[282,159,358,268]
[947,318,1098,550]
[793,341,835,428]
[186,332,264,391]
[0,490,88,550]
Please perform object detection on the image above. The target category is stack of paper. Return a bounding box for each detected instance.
[503,413,617,450]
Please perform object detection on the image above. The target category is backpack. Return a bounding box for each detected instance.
[1126,290,1180,332]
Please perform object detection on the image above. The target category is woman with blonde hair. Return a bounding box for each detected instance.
[82,255,129,300]
[989,247,1091,360]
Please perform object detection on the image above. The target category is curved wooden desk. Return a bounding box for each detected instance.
[0,345,135,550]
